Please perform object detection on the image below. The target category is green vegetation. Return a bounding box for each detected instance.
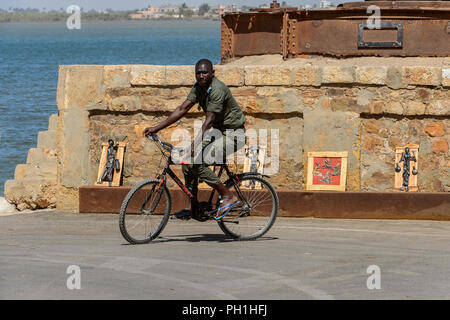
[0,10,133,23]
[198,3,211,16]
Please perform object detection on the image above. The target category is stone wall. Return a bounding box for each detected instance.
[6,59,449,210]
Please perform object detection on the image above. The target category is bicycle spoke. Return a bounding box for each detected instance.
[119,180,171,244]
[218,175,278,240]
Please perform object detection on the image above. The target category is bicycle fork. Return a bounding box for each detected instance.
[141,174,165,215]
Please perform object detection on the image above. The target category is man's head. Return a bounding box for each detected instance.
[195,59,214,89]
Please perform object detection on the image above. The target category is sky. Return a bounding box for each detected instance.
[0,0,346,11]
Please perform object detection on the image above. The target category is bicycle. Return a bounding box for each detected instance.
[119,133,278,244]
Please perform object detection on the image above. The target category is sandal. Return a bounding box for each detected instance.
[215,201,241,220]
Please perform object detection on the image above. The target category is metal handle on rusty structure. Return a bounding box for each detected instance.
[357,22,404,48]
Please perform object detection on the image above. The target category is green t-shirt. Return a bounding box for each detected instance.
[187,77,246,131]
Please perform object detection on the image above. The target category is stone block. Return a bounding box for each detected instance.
[405,101,426,115]
[165,65,195,86]
[356,89,375,107]
[4,178,57,211]
[322,66,355,84]
[402,66,441,86]
[214,65,244,86]
[442,68,450,87]
[246,87,303,113]
[26,148,57,165]
[14,162,57,180]
[37,130,57,149]
[244,66,291,86]
[130,65,165,86]
[355,66,387,85]
[426,100,450,116]
[383,101,404,115]
[57,65,104,110]
[432,140,449,154]
[104,65,131,88]
[108,95,143,112]
[48,114,58,131]
[56,185,79,211]
[424,123,445,137]
[59,108,90,189]
[292,65,322,86]
[386,66,404,89]
[368,100,384,114]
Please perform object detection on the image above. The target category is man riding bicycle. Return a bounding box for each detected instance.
[144,59,246,219]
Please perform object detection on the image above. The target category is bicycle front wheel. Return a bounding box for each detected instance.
[119,179,171,244]
[217,175,278,240]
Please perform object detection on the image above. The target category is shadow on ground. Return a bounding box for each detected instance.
[121,233,278,245]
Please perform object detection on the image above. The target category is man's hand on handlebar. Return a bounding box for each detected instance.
[143,126,159,137]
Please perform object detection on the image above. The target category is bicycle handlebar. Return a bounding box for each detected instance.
[146,133,175,153]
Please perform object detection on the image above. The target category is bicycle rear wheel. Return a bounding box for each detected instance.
[217,175,278,240]
[119,179,171,244]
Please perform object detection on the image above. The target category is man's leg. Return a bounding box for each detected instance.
[201,133,240,214]
[181,164,198,213]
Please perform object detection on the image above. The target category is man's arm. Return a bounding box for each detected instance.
[144,100,195,136]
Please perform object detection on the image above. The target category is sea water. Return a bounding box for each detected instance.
[0,20,221,196]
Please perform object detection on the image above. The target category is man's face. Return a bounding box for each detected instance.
[195,63,214,89]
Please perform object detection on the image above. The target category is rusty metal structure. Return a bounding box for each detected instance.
[220,0,450,61]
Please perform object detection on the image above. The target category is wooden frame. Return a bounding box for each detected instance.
[242,145,266,189]
[306,151,348,191]
[394,144,419,192]
[96,141,126,187]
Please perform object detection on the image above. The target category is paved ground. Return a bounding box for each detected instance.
[1,210,449,300]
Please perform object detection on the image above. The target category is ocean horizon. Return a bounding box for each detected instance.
[0,20,221,197]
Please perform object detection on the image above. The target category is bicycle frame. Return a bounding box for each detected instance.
[157,158,230,208]
[149,133,251,212]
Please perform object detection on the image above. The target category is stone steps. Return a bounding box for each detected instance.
[14,162,57,180]
[37,130,57,149]
[4,114,58,211]
[26,148,57,165]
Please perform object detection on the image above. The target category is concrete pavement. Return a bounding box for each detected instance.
[1,210,449,300]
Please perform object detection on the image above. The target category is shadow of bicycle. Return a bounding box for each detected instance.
[121,233,278,245]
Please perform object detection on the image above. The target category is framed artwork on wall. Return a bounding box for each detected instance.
[394,144,419,192]
[306,151,348,191]
[96,140,126,187]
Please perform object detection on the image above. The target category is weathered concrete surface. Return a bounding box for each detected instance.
[303,107,360,191]
[0,210,449,299]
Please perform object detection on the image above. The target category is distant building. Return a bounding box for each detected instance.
[319,0,335,8]
[130,4,180,19]
[214,4,239,15]
[129,6,159,19]
[159,4,179,15]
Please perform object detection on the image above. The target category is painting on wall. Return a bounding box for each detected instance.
[306,151,348,191]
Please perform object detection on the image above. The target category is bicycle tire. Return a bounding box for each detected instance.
[119,179,171,244]
[217,175,278,240]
